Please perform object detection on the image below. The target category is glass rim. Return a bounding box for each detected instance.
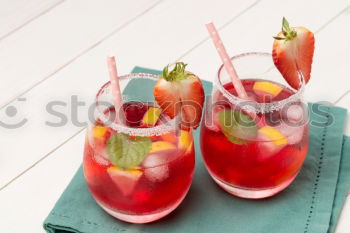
[95,73,179,136]
[215,52,305,114]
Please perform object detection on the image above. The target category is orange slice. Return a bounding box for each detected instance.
[258,126,288,146]
[178,130,193,153]
[161,133,178,144]
[93,126,108,139]
[141,107,162,126]
[107,166,143,196]
[253,81,283,98]
[150,141,176,153]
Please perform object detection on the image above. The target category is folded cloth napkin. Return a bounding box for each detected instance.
[44,67,350,233]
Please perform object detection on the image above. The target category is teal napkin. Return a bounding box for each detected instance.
[44,67,350,233]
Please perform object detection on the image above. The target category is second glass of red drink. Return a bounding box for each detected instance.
[200,52,309,199]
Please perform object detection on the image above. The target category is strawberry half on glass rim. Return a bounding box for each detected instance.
[154,62,204,130]
[272,17,315,90]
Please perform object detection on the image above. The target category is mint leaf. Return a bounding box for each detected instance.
[106,133,151,170]
[218,110,258,145]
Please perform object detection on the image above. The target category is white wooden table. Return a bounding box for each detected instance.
[1,1,350,232]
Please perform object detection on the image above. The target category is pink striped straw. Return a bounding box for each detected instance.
[206,22,248,99]
[206,23,266,128]
[107,56,123,124]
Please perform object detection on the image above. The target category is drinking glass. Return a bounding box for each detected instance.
[200,52,309,199]
[84,73,195,223]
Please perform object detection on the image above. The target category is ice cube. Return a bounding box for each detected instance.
[142,151,173,182]
[256,126,288,161]
[88,126,113,166]
[283,103,305,124]
[276,122,305,145]
[91,139,110,166]
[93,152,110,166]
[256,136,283,161]
[264,110,283,126]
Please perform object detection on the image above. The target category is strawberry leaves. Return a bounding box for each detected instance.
[273,17,297,41]
[162,62,192,81]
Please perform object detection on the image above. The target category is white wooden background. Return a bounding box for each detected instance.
[0,0,350,232]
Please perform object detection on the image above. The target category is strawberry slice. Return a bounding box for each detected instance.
[272,17,315,89]
[154,62,204,129]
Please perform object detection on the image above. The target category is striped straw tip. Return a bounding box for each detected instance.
[107,56,116,60]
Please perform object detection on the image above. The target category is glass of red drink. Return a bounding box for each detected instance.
[200,52,309,199]
[84,73,195,223]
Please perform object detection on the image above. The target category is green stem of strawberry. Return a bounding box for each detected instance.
[162,62,192,81]
[273,17,297,41]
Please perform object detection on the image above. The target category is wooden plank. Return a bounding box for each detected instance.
[0,131,84,233]
[181,0,350,107]
[0,0,258,189]
[336,92,350,136]
[0,0,162,108]
[306,10,350,104]
[336,197,350,233]
[0,0,63,40]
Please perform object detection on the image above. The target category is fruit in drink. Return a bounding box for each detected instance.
[154,62,204,129]
[253,81,283,98]
[150,141,177,153]
[84,102,195,215]
[107,166,143,196]
[200,80,308,190]
[272,17,315,89]
[141,107,162,127]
